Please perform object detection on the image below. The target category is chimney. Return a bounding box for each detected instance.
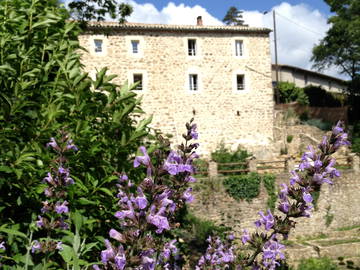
[196,16,203,26]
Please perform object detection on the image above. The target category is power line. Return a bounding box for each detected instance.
[274,11,325,37]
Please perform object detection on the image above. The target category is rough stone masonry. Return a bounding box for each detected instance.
[78,20,274,158]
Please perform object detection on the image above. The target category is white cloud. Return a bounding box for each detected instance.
[243,2,347,79]
[126,1,222,25]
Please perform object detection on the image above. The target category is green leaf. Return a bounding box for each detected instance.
[59,244,74,263]
[99,187,113,197]
[78,198,97,205]
[0,228,27,239]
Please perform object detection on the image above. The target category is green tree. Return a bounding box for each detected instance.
[67,0,133,23]
[222,6,246,26]
[311,0,360,96]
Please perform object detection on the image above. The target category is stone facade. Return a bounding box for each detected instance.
[79,22,274,157]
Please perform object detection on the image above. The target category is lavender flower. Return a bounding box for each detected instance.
[134,146,152,176]
[0,241,5,251]
[31,240,41,253]
[242,229,250,244]
[254,210,274,231]
[262,238,285,270]
[55,200,69,214]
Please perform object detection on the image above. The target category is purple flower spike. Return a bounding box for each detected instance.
[255,210,274,231]
[101,240,115,264]
[31,240,41,253]
[109,228,125,243]
[134,146,152,176]
[333,121,344,135]
[262,238,285,270]
[289,171,300,185]
[46,137,59,150]
[241,229,250,244]
[65,139,78,151]
[182,187,194,203]
[190,124,198,139]
[0,241,5,251]
[134,187,148,209]
[92,265,101,270]
[36,216,44,228]
[55,201,69,214]
[147,206,170,234]
[302,188,313,204]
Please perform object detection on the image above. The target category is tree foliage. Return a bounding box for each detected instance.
[222,6,246,26]
[67,0,133,23]
[0,0,150,266]
[311,0,360,96]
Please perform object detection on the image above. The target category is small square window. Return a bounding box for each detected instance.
[235,40,243,56]
[133,74,143,90]
[189,74,198,91]
[188,39,197,56]
[131,40,139,54]
[94,39,103,53]
[237,75,245,90]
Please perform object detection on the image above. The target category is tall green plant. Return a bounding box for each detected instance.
[0,0,151,266]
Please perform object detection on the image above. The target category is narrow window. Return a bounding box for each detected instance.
[237,74,245,90]
[304,74,308,85]
[94,39,103,53]
[235,40,243,56]
[133,74,143,90]
[188,39,197,56]
[189,74,198,91]
[131,40,139,54]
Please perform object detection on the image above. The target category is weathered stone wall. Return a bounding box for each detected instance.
[190,170,360,239]
[79,28,274,158]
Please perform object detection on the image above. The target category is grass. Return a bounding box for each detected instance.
[336,225,360,232]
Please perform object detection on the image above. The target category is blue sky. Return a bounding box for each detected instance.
[132,0,332,21]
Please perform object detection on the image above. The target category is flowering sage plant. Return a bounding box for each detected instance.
[196,121,350,270]
[95,120,199,269]
[32,132,78,254]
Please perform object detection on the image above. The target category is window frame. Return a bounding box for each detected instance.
[189,74,198,91]
[131,40,140,54]
[188,39,197,56]
[235,40,243,57]
[232,70,250,93]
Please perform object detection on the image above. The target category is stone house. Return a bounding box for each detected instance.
[79,18,274,157]
[272,64,347,93]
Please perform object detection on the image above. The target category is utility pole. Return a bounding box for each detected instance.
[273,10,280,104]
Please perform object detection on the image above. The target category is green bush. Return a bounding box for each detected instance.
[211,143,251,175]
[297,257,338,270]
[287,135,294,143]
[277,82,309,105]
[223,173,261,201]
[263,174,277,211]
[0,0,152,267]
[304,85,345,107]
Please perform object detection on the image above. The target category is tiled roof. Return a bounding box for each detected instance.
[85,21,272,34]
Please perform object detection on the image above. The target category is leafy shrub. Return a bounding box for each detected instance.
[277,82,309,105]
[0,0,152,267]
[194,158,209,176]
[223,173,261,201]
[297,257,338,270]
[211,143,251,175]
[263,174,277,211]
[304,119,333,131]
[304,85,345,107]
